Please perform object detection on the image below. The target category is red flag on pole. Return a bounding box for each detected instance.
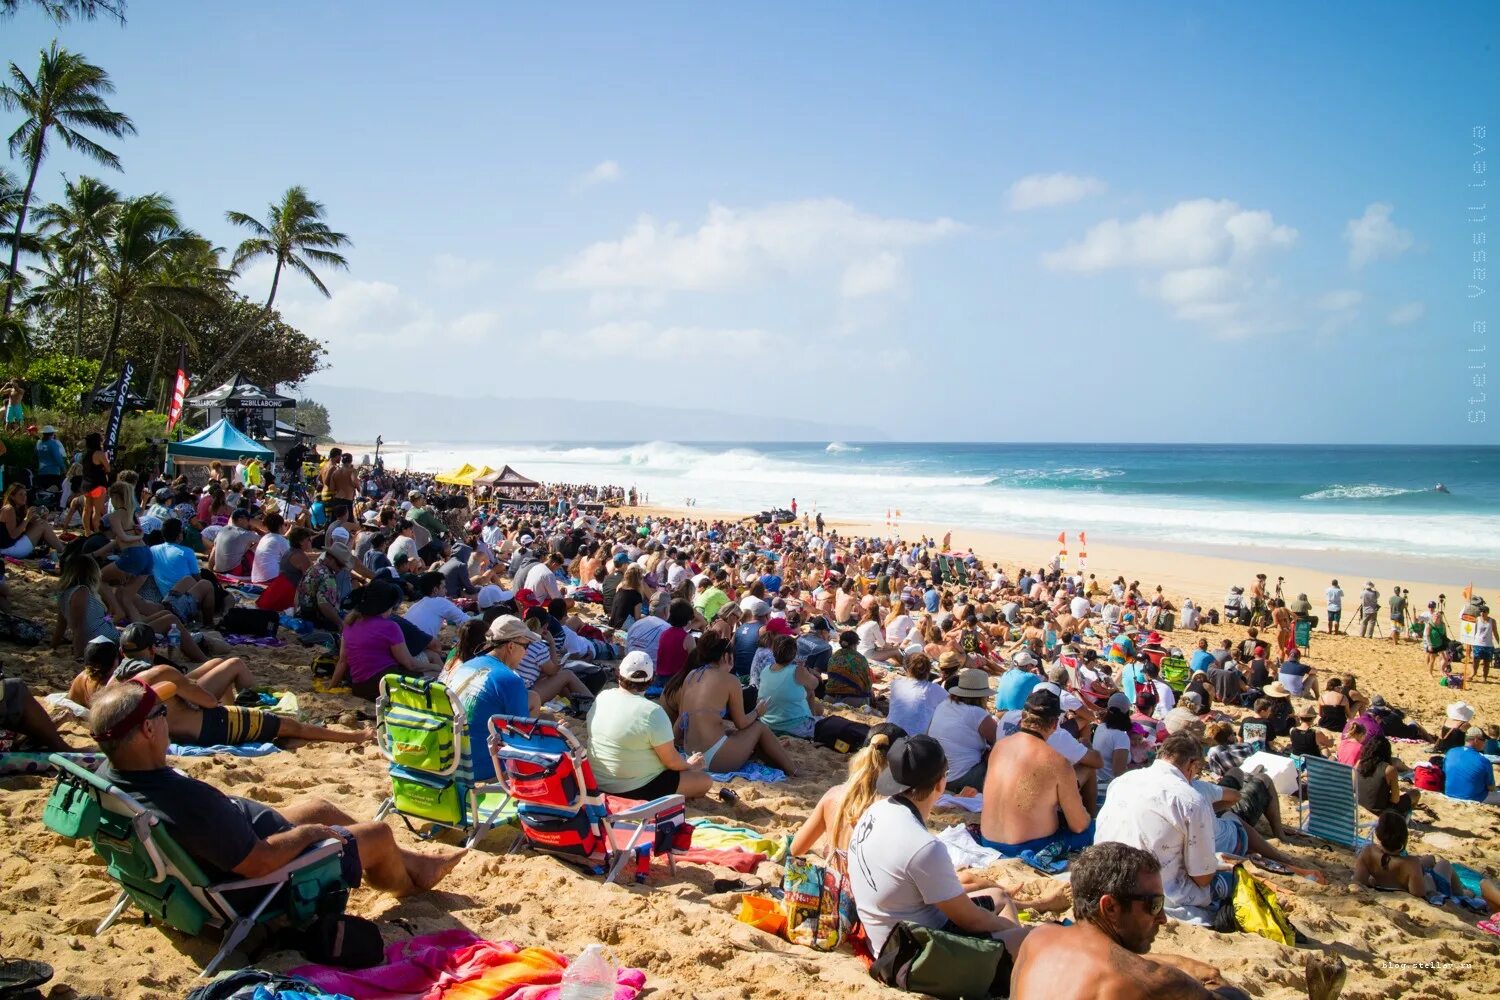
[1079,531,1086,546]
[166,346,189,432]
[1057,531,1065,545]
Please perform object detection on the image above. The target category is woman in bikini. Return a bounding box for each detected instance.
[673,632,797,776]
[1354,811,1500,915]
[1317,676,1352,733]
[80,432,109,535]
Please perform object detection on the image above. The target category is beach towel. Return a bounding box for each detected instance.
[0,750,106,776]
[690,821,784,860]
[291,929,645,1000]
[935,792,983,812]
[707,761,787,783]
[43,693,89,718]
[169,741,281,757]
[674,845,766,872]
[936,824,1001,870]
[226,634,287,647]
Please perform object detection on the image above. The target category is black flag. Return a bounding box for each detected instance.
[103,361,134,460]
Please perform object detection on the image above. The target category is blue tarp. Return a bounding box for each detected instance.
[166,418,274,461]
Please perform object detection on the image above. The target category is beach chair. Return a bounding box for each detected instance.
[1296,755,1374,849]
[1159,656,1191,693]
[952,558,970,585]
[41,754,348,977]
[930,556,948,585]
[373,674,514,847]
[486,715,687,884]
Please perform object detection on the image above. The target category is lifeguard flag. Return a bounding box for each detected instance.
[166,346,189,432]
[1080,531,1087,546]
[1464,583,1474,602]
[1057,531,1066,545]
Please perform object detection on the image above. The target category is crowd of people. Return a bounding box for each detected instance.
[0,437,1496,1000]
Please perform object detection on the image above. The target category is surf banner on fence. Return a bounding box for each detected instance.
[490,498,604,516]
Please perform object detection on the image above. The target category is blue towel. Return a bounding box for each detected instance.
[169,742,281,757]
[708,761,787,783]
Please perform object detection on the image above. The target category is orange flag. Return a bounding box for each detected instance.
[1464,583,1474,602]
[1057,531,1066,545]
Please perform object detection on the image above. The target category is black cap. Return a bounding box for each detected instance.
[1023,687,1062,720]
[888,735,947,789]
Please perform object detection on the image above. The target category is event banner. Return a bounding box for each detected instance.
[103,361,134,460]
[166,346,189,432]
[491,498,605,516]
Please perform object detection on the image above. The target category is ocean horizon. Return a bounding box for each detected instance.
[370,440,1500,573]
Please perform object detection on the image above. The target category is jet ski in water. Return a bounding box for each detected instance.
[1433,483,1451,494]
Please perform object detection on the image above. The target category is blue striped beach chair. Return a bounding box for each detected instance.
[1296,755,1374,848]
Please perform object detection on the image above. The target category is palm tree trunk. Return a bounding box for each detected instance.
[201,256,282,385]
[72,260,87,355]
[147,327,165,411]
[85,293,126,412]
[3,150,44,317]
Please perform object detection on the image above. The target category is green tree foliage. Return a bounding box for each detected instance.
[292,398,332,441]
[22,350,94,408]
[0,1,127,24]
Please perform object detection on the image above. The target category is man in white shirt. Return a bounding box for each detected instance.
[250,512,290,584]
[1095,733,1229,925]
[1070,593,1091,621]
[1324,579,1344,635]
[388,522,423,573]
[522,552,565,603]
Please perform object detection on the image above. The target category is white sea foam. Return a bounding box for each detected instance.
[1301,483,1420,501]
[825,441,863,453]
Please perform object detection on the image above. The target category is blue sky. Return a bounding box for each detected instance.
[6,1,1497,442]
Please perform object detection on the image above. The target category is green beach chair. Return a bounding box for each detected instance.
[952,557,970,585]
[1159,656,1191,693]
[373,674,515,847]
[935,555,953,584]
[1296,755,1374,849]
[41,754,348,977]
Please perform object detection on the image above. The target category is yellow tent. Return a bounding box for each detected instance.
[463,465,496,486]
[434,463,477,486]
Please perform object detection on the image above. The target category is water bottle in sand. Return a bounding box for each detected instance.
[559,943,616,1000]
[167,623,181,649]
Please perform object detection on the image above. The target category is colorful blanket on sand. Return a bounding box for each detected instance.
[169,742,281,757]
[707,761,787,783]
[673,846,766,872]
[291,929,645,1000]
[690,821,784,860]
[225,635,286,647]
[0,750,107,776]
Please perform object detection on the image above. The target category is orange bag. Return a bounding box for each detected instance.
[737,894,787,936]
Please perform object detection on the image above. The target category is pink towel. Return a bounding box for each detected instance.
[291,929,644,1000]
[673,846,767,873]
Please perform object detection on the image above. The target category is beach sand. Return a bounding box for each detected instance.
[2,523,1498,998]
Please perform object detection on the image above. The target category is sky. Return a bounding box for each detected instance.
[5,1,1498,443]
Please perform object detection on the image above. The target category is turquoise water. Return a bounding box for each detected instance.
[393,441,1500,567]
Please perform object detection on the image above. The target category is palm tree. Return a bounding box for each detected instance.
[142,236,227,406]
[86,193,209,407]
[32,174,120,352]
[205,186,349,382]
[0,1,127,23]
[1,42,135,316]
[0,166,47,306]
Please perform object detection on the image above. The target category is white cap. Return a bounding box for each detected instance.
[331,526,351,544]
[740,596,772,617]
[1060,691,1083,713]
[477,584,514,609]
[618,650,655,683]
[1013,650,1038,668]
[519,534,535,545]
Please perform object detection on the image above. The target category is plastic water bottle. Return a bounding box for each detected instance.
[559,943,616,1000]
[166,624,181,649]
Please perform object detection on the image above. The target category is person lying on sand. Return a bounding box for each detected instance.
[1010,842,1346,1000]
[1353,810,1500,914]
[71,635,371,747]
[88,681,462,897]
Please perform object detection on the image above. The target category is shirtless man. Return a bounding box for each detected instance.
[328,452,359,522]
[979,688,1093,854]
[1011,842,1348,1000]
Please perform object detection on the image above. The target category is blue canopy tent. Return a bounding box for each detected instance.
[165,418,273,471]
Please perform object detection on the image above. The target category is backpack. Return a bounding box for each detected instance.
[0,610,47,647]
[871,921,1010,999]
[1212,864,1297,945]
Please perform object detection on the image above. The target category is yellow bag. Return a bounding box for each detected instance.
[1227,865,1296,946]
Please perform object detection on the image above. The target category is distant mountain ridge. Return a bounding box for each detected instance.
[303,382,884,443]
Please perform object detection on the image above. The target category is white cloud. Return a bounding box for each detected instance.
[1345,203,1413,269]
[537,198,963,293]
[1387,301,1426,326]
[429,254,495,288]
[578,160,622,188]
[1006,173,1107,211]
[1045,199,1297,338]
[585,289,668,317]
[536,321,780,360]
[1045,198,1297,272]
[840,251,904,298]
[1317,289,1363,312]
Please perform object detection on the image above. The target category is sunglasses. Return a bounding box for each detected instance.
[1117,892,1165,915]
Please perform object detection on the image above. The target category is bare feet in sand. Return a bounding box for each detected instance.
[406,847,467,892]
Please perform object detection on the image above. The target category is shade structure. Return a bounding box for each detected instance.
[81,384,150,412]
[166,418,274,462]
[185,374,294,410]
[434,463,477,486]
[473,465,539,489]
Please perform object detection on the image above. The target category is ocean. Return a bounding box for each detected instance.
[380,441,1500,573]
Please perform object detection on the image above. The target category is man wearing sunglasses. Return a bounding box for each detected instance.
[88,680,465,898]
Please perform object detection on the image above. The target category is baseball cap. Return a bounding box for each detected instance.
[888,734,947,789]
[40,425,55,434]
[119,622,158,654]
[808,616,832,633]
[231,507,251,522]
[618,650,655,683]
[330,526,351,544]
[1180,690,1205,710]
[613,552,630,564]
[323,543,353,565]
[740,596,772,617]
[1023,687,1063,720]
[361,509,381,525]
[1013,650,1039,668]
[763,617,794,637]
[476,584,510,609]
[1106,692,1133,712]
[519,534,535,545]
[486,615,540,645]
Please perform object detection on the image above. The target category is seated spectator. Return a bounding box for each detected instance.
[436,616,534,782]
[1096,732,1230,925]
[994,653,1042,710]
[55,550,207,663]
[928,669,998,793]
[980,688,1094,856]
[208,508,260,575]
[400,571,470,648]
[249,512,289,585]
[886,652,947,739]
[759,633,820,738]
[586,651,713,799]
[1010,843,1252,1000]
[1444,726,1499,803]
[795,615,834,676]
[1,672,77,752]
[331,583,433,700]
[296,544,352,633]
[1188,638,1215,675]
[1092,692,1135,797]
[437,543,478,598]
[846,734,1029,971]
[1276,648,1318,699]
[1356,734,1420,817]
[514,605,595,712]
[672,633,796,776]
[1207,655,1248,707]
[88,681,462,896]
[151,518,217,623]
[825,629,873,706]
[1355,810,1500,910]
[652,599,697,681]
[790,723,903,857]
[1289,703,1333,757]
[1162,690,1207,737]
